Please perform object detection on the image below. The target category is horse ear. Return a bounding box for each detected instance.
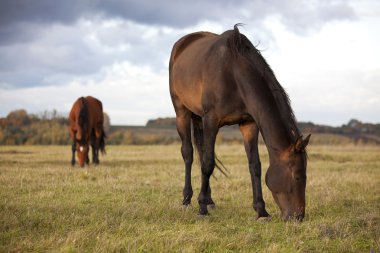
[294,134,311,152]
[303,134,311,147]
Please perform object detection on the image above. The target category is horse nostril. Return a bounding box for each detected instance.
[281,212,291,221]
[297,213,305,221]
[282,211,304,222]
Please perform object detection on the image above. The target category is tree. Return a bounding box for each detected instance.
[6,109,30,126]
[103,112,111,134]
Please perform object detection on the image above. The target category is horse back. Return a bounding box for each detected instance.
[69,96,103,132]
[170,32,217,65]
[69,98,81,131]
[169,30,249,124]
[84,96,104,127]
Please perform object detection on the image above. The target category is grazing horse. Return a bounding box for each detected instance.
[169,25,310,221]
[69,96,106,167]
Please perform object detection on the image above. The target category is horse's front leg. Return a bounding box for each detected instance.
[70,130,77,166]
[198,115,219,215]
[240,122,270,219]
[71,139,76,166]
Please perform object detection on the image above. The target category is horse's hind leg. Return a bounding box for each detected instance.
[198,114,219,215]
[91,130,99,164]
[240,121,270,219]
[176,108,194,207]
[86,149,90,165]
[192,114,215,208]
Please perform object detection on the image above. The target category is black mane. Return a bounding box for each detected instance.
[78,97,88,144]
[227,24,300,142]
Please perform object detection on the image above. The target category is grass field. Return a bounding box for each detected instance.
[0,144,379,252]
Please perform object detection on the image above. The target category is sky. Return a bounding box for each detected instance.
[0,0,379,126]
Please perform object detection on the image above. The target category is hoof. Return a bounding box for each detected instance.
[182,204,192,210]
[207,204,216,209]
[199,206,209,216]
[198,213,210,218]
[257,216,272,223]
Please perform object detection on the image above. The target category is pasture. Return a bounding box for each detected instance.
[0,144,379,252]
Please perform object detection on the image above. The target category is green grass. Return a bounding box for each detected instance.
[0,144,379,252]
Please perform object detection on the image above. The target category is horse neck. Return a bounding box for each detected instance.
[258,109,293,162]
[239,77,296,161]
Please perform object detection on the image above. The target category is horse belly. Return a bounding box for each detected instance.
[170,77,204,116]
[215,97,251,126]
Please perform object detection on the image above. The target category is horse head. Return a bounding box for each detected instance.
[265,134,311,221]
[75,138,89,167]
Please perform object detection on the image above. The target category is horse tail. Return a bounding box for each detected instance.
[99,128,106,155]
[78,97,88,144]
[191,114,203,164]
[191,114,229,178]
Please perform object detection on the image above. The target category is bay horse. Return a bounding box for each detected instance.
[169,25,310,221]
[69,96,106,167]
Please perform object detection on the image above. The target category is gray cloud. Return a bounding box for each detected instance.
[0,0,89,26]
[0,0,357,89]
[275,0,358,35]
[0,0,357,40]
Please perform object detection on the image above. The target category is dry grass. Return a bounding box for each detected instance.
[0,144,379,252]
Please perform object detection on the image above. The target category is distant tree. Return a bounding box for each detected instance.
[146,117,176,127]
[6,109,30,126]
[103,112,111,134]
[347,119,361,129]
[39,109,63,120]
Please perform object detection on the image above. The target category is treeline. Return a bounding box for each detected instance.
[107,127,179,145]
[0,109,70,145]
[298,119,380,144]
[147,117,380,135]
[0,109,177,145]
[147,118,380,144]
[146,117,176,128]
[1,110,379,145]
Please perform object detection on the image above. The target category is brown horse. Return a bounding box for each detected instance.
[69,96,106,167]
[169,25,310,221]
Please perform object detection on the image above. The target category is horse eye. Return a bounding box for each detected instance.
[295,175,306,181]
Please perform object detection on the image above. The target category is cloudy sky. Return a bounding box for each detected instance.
[0,0,379,126]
